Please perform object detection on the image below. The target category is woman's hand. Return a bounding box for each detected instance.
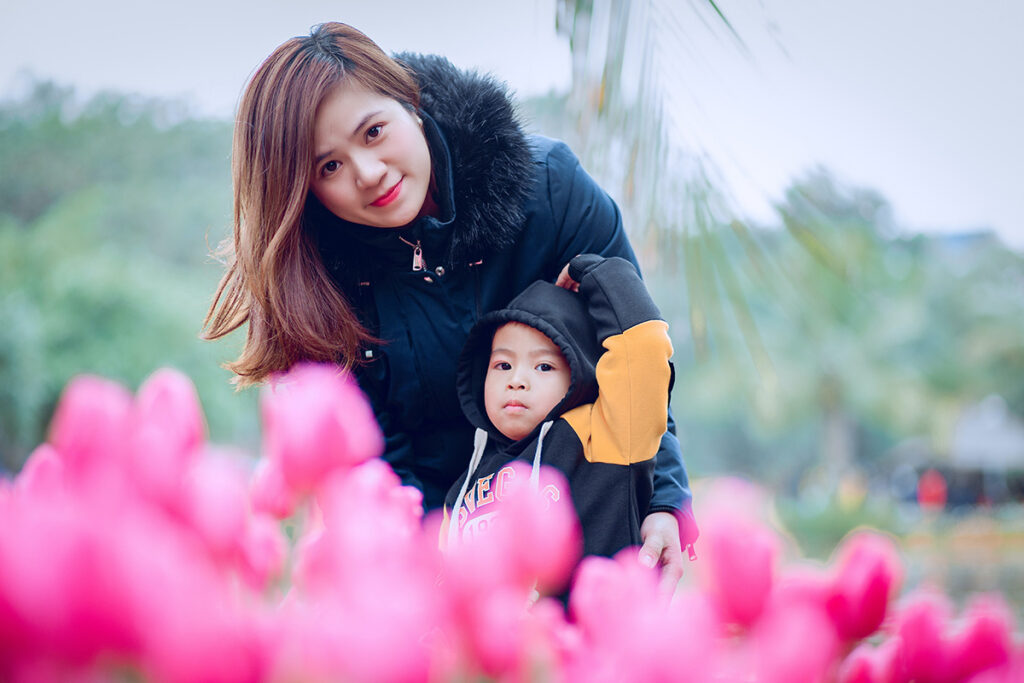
[554,261,580,292]
[638,511,684,599]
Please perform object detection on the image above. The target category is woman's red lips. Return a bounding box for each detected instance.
[370,178,403,207]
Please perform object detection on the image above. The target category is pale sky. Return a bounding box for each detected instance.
[2,0,1021,249]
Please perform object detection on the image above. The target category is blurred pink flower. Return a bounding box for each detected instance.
[827,531,903,642]
[47,374,133,482]
[128,368,206,507]
[966,648,1024,683]
[947,594,1015,681]
[239,514,287,592]
[249,456,298,520]
[276,465,441,682]
[0,493,144,668]
[295,460,427,596]
[888,589,953,682]
[272,587,437,683]
[699,508,779,628]
[118,508,268,683]
[749,600,839,683]
[483,462,580,594]
[837,639,899,683]
[18,366,1024,683]
[770,563,831,613]
[13,444,65,499]
[437,464,580,680]
[568,551,718,683]
[180,448,250,563]
[261,363,384,495]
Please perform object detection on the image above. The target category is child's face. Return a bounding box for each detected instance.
[484,322,571,441]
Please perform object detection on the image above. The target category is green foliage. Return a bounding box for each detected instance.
[658,171,1024,491]
[0,81,257,472]
[774,492,903,560]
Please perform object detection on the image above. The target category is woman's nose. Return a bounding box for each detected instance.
[351,153,386,189]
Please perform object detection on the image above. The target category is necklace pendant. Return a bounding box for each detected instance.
[412,243,424,271]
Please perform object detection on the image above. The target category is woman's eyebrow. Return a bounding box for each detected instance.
[315,148,335,164]
[352,110,383,136]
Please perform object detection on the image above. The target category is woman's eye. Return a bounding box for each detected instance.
[366,124,382,140]
[321,160,340,176]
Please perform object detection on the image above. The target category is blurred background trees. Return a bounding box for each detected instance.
[0,81,258,473]
[528,0,1024,567]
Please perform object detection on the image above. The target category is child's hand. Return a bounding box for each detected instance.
[554,261,580,292]
[638,511,685,599]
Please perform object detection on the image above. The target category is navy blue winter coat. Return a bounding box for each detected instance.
[311,54,693,524]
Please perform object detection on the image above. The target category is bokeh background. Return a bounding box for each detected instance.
[3,0,1023,611]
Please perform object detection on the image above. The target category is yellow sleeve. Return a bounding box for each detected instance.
[562,319,673,465]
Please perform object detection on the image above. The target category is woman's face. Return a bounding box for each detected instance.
[309,80,432,228]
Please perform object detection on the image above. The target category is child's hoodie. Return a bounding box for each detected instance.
[443,254,674,559]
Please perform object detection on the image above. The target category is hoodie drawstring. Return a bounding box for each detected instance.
[529,420,554,491]
[447,428,489,548]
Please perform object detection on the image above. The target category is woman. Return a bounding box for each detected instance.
[203,22,695,587]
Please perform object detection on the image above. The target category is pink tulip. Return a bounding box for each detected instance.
[118,510,267,683]
[272,587,437,683]
[141,591,265,683]
[180,448,250,562]
[827,530,903,641]
[438,464,580,679]
[128,368,206,507]
[570,552,661,643]
[771,562,831,605]
[239,514,287,591]
[14,444,65,499]
[889,589,953,682]
[482,462,580,594]
[568,552,718,683]
[261,363,384,495]
[463,587,533,677]
[699,508,779,628]
[528,597,581,678]
[314,458,423,542]
[295,460,426,595]
[48,374,133,481]
[750,600,839,683]
[0,494,143,666]
[3,658,124,683]
[133,368,206,456]
[837,639,899,683]
[276,496,441,683]
[249,456,298,519]
[966,648,1024,683]
[947,594,1014,680]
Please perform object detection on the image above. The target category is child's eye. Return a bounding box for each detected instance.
[493,361,511,371]
[536,363,555,372]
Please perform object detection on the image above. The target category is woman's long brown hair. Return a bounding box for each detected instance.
[202,23,421,386]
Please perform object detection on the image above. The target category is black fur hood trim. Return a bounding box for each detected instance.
[395,53,534,264]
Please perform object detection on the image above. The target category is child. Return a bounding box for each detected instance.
[444,254,676,563]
